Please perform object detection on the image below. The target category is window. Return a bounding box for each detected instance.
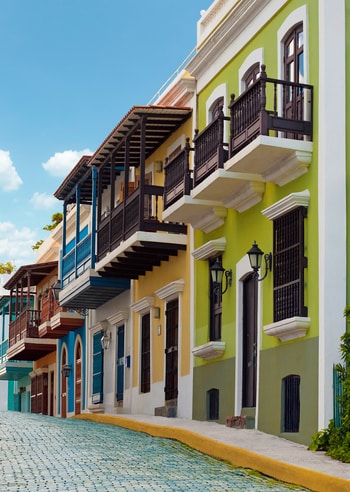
[284,23,304,85]
[273,207,307,322]
[207,388,219,420]
[283,23,304,136]
[242,62,260,89]
[140,313,150,393]
[282,375,300,432]
[209,257,222,341]
[92,331,104,403]
[209,97,224,122]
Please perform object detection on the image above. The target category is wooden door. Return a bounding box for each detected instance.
[164,299,179,402]
[75,342,82,415]
[242,274,257,408]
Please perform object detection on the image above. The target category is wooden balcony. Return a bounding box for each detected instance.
[163,65,313,230]
[7,309,56,361]
[0,338,33,380]
[225,64,313,185]
[96,183,187,279]
[38,290,84,339]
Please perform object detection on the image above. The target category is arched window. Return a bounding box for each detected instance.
[284,23,304,85]
[208,96,224,122]
[242,62,260,90]
[283,23,304,135]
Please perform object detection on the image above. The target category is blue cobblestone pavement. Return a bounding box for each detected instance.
[0,411,309,491]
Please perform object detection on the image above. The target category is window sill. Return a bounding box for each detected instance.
[192,341,225,360]
[263,316,311,342]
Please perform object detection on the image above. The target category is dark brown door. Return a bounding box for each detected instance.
[164,299,178,402]
[242,274,257,408]
[49,371,54,416]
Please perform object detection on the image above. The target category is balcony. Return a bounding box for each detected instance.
[0,339,33,380]
[4,261,58,361]
[7,309,56,361]
[163,65,313,231]
[38,289,84,338]
[96,183,187,278]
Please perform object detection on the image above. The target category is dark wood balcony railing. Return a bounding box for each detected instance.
[97,184,186,260]
[163,65,313,210]
[9,309,41,347]
[229,64,313,156]
[193,107,228,187]
[163,138,192,209]
[39,290,71,324]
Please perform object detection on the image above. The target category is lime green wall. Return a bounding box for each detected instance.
[258,337,318,445]
[192,1,321,445]
[194,0,320,363]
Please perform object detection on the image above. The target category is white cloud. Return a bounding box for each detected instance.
[0,222,37,268]
[30,191,60,210]
[42,149,92,177]
[0,150,23,191]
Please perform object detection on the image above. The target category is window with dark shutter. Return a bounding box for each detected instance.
[273,207,307,322]
[141,313,151,393]
[209,257,222,341]
[92,330,104,403]
[282,375,300,432]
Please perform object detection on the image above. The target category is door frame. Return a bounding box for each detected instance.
[235,256,261,424]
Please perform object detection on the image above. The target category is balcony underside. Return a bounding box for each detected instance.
[38,312,85,338]
[162,196,228,234]
[225,135,313,186]
[96,230,187,278]
[59,270,130,310]
[0,360,33,380]
[7,339,57,361]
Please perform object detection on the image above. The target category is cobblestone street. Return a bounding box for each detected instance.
[0,411,308,491]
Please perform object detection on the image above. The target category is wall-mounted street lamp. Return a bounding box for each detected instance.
[210,258,232,295]
[101,329,111,350]
[247,241,272,282]
[51,280,61,301]
[62,364,72,378]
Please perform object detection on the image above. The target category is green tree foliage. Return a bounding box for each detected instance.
[0,261,15,274]
[309,306,350,462]
[43,212,63,231]
[31,212,63,250]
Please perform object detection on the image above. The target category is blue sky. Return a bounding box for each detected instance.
[0,0,213,269]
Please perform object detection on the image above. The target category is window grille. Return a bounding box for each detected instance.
[207,388,219,420]
[282,375,300,432]
[209,257,222,341]
[273,207,307,321]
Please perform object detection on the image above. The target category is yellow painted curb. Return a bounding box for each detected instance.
[73,414,349,492]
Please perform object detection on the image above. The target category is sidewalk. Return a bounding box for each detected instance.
[75,413,350,492]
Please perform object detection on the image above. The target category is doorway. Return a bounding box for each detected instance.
[61,347,67,418]
[242,274,258,409]
[75,341,82,415]
[164,299,179,404]
[116,325,125,403]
